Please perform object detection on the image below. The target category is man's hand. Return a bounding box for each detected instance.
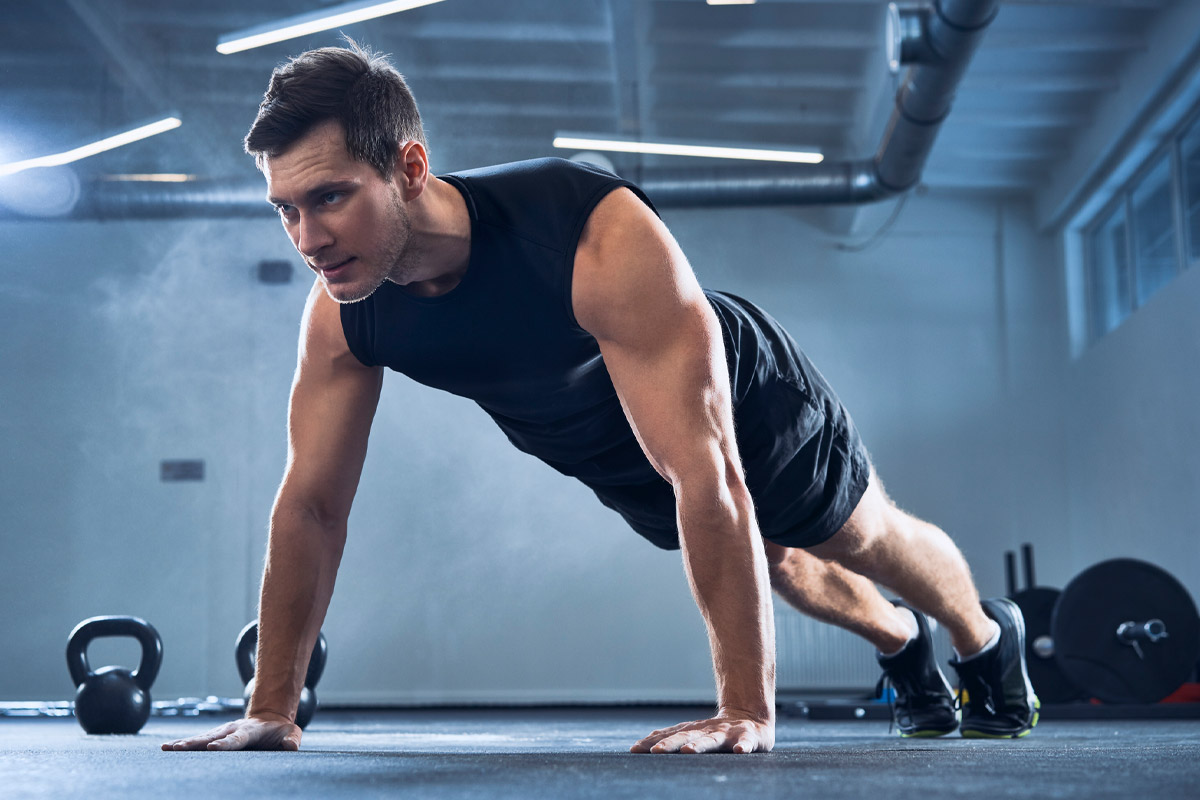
[630,709,775,754]
[161,713,301,752]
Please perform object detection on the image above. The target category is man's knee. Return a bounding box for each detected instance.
[763,538,790,571]
[808,478,901,568]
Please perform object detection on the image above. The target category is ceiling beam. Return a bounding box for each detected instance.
[607,0,644,137]
[945,112,1090,129]
[57,0,170,110]
[429,101,613,120]
[653,71,864,91]
[981,31,1145,52]
[961,73,1120,93]
[1000,0,1168,7]
[1036,0,1200,228]
[653,28,874,49]
[138,57,613,85]
[654,107,853,127]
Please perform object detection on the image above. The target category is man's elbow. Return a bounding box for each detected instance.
[672,458,756,534]
[271,490,351,536]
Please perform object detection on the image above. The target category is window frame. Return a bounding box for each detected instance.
[1080,105,1200,345]
[1128,148,1182,307]
[1178,106,1200,270]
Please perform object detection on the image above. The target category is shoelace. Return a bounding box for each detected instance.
[875,672,918,735]
[954,673,997,716]
[875,673,896,734]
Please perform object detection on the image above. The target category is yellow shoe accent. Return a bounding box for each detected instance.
[901,729,956,739]
[961,729,1017,739]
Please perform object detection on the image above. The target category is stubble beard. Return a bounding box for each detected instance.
[326,188,413,305]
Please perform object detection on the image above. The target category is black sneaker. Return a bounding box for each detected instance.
[949,597,1040,738]
[875,601,959,737]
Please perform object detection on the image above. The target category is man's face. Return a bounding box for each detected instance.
[264,119,412,304]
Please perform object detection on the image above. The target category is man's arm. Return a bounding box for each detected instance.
[164,281,383,751]
[252,280,383,718]
[572,188,775,755]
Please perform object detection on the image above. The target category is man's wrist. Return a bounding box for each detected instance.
[718,704,776,724]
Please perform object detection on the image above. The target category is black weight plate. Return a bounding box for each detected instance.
[1010,587,1083,704]
[1052,558,1200,704]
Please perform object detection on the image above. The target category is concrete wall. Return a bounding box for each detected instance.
[0,188,1066,704]
[1058,260,1200,596]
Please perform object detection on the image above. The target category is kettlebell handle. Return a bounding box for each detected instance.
[66,616,163,691]
[235,621,327,688]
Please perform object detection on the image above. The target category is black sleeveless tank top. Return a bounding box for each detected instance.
[340,158,827,547]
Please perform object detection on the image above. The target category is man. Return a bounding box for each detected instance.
[164,42,1036,756]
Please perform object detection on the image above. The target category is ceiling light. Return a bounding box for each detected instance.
[552,135,822,165]
[0,118,182,178]
[217,0,447,54]
[100,174,196,182]
[707,1,757,5]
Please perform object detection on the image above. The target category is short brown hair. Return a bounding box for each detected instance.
[244,39,426,179]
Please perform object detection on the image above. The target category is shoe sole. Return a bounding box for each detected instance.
[901,727,959,738]
[960,696,1041,739]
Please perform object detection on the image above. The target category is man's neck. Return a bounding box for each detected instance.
[394,177,472,298]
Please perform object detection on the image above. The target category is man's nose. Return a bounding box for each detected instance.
[296,214,334,257]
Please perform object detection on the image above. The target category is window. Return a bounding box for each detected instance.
[1079,104,1200,347]
[1087,203,1132,339]
[1130,155,1179,306]
[1182,116,1200,263]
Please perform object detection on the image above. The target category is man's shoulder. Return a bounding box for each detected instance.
[442,157,616,185]
[443,157,656,238]
[441,157,641,256]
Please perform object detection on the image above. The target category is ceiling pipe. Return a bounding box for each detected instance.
[75,180,269,219]
[0,0,998,220]
[638,0,999,207]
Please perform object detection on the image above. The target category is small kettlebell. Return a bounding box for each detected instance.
[235,621,327,730]
[66,616,163,735]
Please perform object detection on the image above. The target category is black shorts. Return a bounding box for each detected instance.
[737,341,873,550]
[591,291,872,551]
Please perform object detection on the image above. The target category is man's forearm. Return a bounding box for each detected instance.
[676,481,776,721]
[248,499,347,721]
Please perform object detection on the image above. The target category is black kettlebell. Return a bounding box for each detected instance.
[235,621,327,730]
[66,616,163,735]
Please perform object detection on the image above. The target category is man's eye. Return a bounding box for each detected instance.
[322,192,343,204]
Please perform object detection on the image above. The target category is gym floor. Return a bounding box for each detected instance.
[4,706,1199,799]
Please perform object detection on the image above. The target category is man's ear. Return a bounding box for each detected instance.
[392,141,429,201]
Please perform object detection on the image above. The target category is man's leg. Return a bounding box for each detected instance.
[785,468,1039,738]
[765,468,1028,738]
[798,468,995,657]
[764,540,917,654]
[766,468,993,657]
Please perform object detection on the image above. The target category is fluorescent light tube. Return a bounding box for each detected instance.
[217,0,447,54]
[0,118,182,178]
[707,1,757,5]
[552,135,822,165]
[101,174,196,182]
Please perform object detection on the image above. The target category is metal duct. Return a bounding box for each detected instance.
[632,160,892,209]
[75,180,271,219]
[0,0,997,219]
[0,176,274,221]
[641,0,999,208]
